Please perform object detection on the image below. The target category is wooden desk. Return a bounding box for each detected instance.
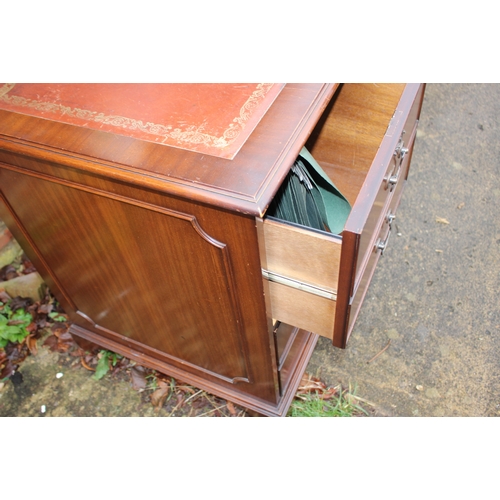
[0,83,425,416]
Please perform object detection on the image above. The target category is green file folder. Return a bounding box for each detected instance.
[267,147,351,234]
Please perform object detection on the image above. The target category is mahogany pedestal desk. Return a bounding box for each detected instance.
[0,83,425,416]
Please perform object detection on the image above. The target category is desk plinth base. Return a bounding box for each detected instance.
[70,324,318,417]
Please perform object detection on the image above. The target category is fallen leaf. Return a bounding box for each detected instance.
[84,354,97,365]
[0,359,16,379]
[296,373,327,395]
[58,331,73,341]
[318,386,339,400]
[435,217,450,225]
[26,321,37,333]
[130,366,147,391]
[0,265,18,281]
[51,322,69,337]
[9,296,34,312]
[150,380,171,408]
[176,384,196,395]
[43,334,59,351]
[33,315,48,330]
[69,346,86,357]
[176,393,186,408]
[37,303,53,314]
[26,334,38,355]
[46,330,75,353]
[5,342,29,366]
[226,401,237,416]
[21,257,37,275]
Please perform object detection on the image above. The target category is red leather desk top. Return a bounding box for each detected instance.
[0,83,336,215]
[0,83,284,159]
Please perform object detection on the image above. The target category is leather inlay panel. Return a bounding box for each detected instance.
[0,83,284,159]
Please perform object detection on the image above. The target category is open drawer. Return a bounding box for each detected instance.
[258,83,425,348]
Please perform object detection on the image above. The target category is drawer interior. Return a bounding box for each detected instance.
[261,83,411,340]
[304,83,406,206]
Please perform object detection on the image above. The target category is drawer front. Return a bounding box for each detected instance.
[258,217,341,339]
[260,217,342,293]
[351,87,423,291]
[347,143,413,336]
[267,281,337,338]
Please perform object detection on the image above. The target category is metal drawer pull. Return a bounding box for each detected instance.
[386,212,396,227]
[395,143,409,161]
[376,227,392,255]
[399,146,409,160]
[394,132,408,160]
[387,172,399,188]
[376,211,396,255]
[262,269,337,300]
[386,133,408,191]
[385,164,401,191]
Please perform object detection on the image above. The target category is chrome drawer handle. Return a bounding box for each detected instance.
[385,168,401,191]
[376,211,395,254]
[386,212,396,227]
[398,146,409,160]
[376,232,391,255]
[376,226,392,255]
[376,239,386,253]
[386,133,408,191]
[387,173,399,187]
[394,132,408,160]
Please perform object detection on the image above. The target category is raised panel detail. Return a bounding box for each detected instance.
[0,165,250,382]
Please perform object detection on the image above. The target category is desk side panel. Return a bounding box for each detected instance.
[0,161,279,403]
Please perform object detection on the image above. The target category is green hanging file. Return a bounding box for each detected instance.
[267,147,351,234]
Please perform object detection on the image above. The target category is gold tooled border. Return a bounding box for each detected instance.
[0,83,276,150]
[0,83,16,98]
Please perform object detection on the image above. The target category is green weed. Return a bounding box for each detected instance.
[92,350,123,380]
[48,311,67,322]
[0,301,32,348]
[288,385,370,417]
